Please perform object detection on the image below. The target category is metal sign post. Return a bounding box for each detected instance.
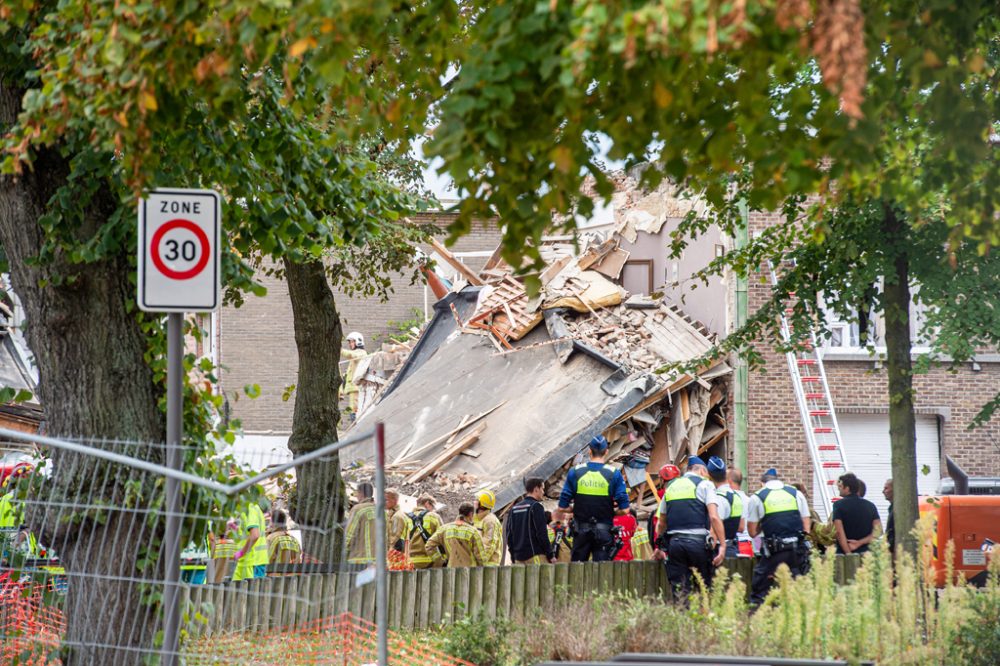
[374,423,389,666]
[138,188,221,666]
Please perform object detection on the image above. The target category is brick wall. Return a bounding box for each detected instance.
[744,211,1000,488]
[219,213,503,433]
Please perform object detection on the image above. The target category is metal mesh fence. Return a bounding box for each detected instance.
[0,426,456,666]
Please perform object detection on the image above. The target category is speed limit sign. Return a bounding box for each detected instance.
[138,189,221,312]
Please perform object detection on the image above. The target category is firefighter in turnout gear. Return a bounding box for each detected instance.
[654,456,726,599]
[707,457,746,558]
[426,502,487,568]
[745,468,812,606]
[407,495,443,569]
[474,489,503,566]
[546,512,574,563]
[558,435,630,562]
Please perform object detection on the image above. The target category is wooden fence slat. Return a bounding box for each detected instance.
[834,555,846,585]
[441,567,456,623]
[388,571,403,629]
[539,563,555,613]
[348,573,363,618]
[236,581,250,631]
[319,574,338,618]
[510,565,526,619]
[362,573,376,622]
[296,574,313,627]
[497,565,512,618]
[335,571,351,616]
[645,561,661,599]
[428,567,444,625]
[467,567,484,620]
[568,562,585,607]
[212,583,227,635]
[481,566,499,621]
[613,561,627,593]
[523,563,540,615]
[454,566,471,621]
[243,579,259,631]
[310,574,327,622]
[598,561,614,594]
[284,576,301,629]
[416,568,432,629]
[402,567,418,630]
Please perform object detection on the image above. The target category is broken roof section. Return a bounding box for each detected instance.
[346,226,730,513]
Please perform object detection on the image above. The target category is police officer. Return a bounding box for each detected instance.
[745,468,812,606]
[654,456,726,598]
[557,435,630,562]
[707,457,746,558]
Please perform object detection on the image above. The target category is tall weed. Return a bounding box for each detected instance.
[506,523,999,666]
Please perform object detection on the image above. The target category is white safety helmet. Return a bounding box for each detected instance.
[346,331,365,349]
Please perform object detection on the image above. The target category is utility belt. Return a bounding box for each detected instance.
[762,534,808,558]
[574,518,612,535]
[667,532,717,552]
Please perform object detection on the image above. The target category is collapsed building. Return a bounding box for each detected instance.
[345,206,730,516]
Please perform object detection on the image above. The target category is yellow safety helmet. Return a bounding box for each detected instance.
[476,489,496,510]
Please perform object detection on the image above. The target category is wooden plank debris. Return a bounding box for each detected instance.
[406,423,487,483]
[592,247,630,280]
[396,401,506,464]
[430,238,484,286]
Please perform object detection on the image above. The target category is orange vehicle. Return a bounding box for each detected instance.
[919,494,1000,587]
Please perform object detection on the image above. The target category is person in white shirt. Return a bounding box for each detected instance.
[654,456,726,600]
[744,468,812,606]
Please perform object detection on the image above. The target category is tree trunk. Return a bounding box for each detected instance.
[1,81,165,662]
[881,204,918,557]
[283,256,347,563]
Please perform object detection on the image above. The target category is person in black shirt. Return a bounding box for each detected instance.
[507,477,552,564]
[832,473,881,554]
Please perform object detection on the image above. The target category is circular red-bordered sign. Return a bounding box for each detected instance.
[150,219,211,280]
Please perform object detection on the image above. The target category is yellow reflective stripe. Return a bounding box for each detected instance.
[732,493,744,518]
[762,488,798,514]
[576,470,610,496]
[663,477,697,502]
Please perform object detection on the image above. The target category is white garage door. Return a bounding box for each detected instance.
[832,413,941,521]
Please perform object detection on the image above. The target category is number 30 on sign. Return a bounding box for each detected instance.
[138,189,221,313]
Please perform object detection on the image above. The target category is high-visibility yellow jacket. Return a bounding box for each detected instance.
[474,511,503,566]
[408,510,443,567]
[346,500,378,564]
[233,503,269,581]
[267,531,302,564]
[630,526,654,561]
[426,520,486,568]
[0,492,22,529]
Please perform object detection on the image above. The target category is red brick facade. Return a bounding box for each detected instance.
[744,211,1000,488]
[218,212,504,433]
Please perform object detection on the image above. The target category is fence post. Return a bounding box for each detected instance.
[373,422,389,666]
[162,312,184,666]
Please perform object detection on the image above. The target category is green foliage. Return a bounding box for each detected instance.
[0,387,33,404]
[949,586,1000,666]
[5,1,998,275]
[438,610,511,666]
[507,541,999,666]
[383,308,426,343]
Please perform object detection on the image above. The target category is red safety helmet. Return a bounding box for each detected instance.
[659,464,680,482]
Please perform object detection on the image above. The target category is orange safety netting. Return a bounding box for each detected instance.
[0,572,65,666]
[184,612,474,666]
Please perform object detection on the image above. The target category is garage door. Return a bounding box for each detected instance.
[832,413,941,521]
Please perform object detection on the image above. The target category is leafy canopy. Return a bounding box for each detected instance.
[4,1,998,276]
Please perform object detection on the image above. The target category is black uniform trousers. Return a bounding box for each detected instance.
[571,522,613,562]
[665,534,713,600]
[750,545,809,606]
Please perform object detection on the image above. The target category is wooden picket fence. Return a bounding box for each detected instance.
[181,555,863,637]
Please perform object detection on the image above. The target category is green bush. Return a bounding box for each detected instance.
[949,585,1000,666]
[502,535,1000,666]
[439,610,511,666]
